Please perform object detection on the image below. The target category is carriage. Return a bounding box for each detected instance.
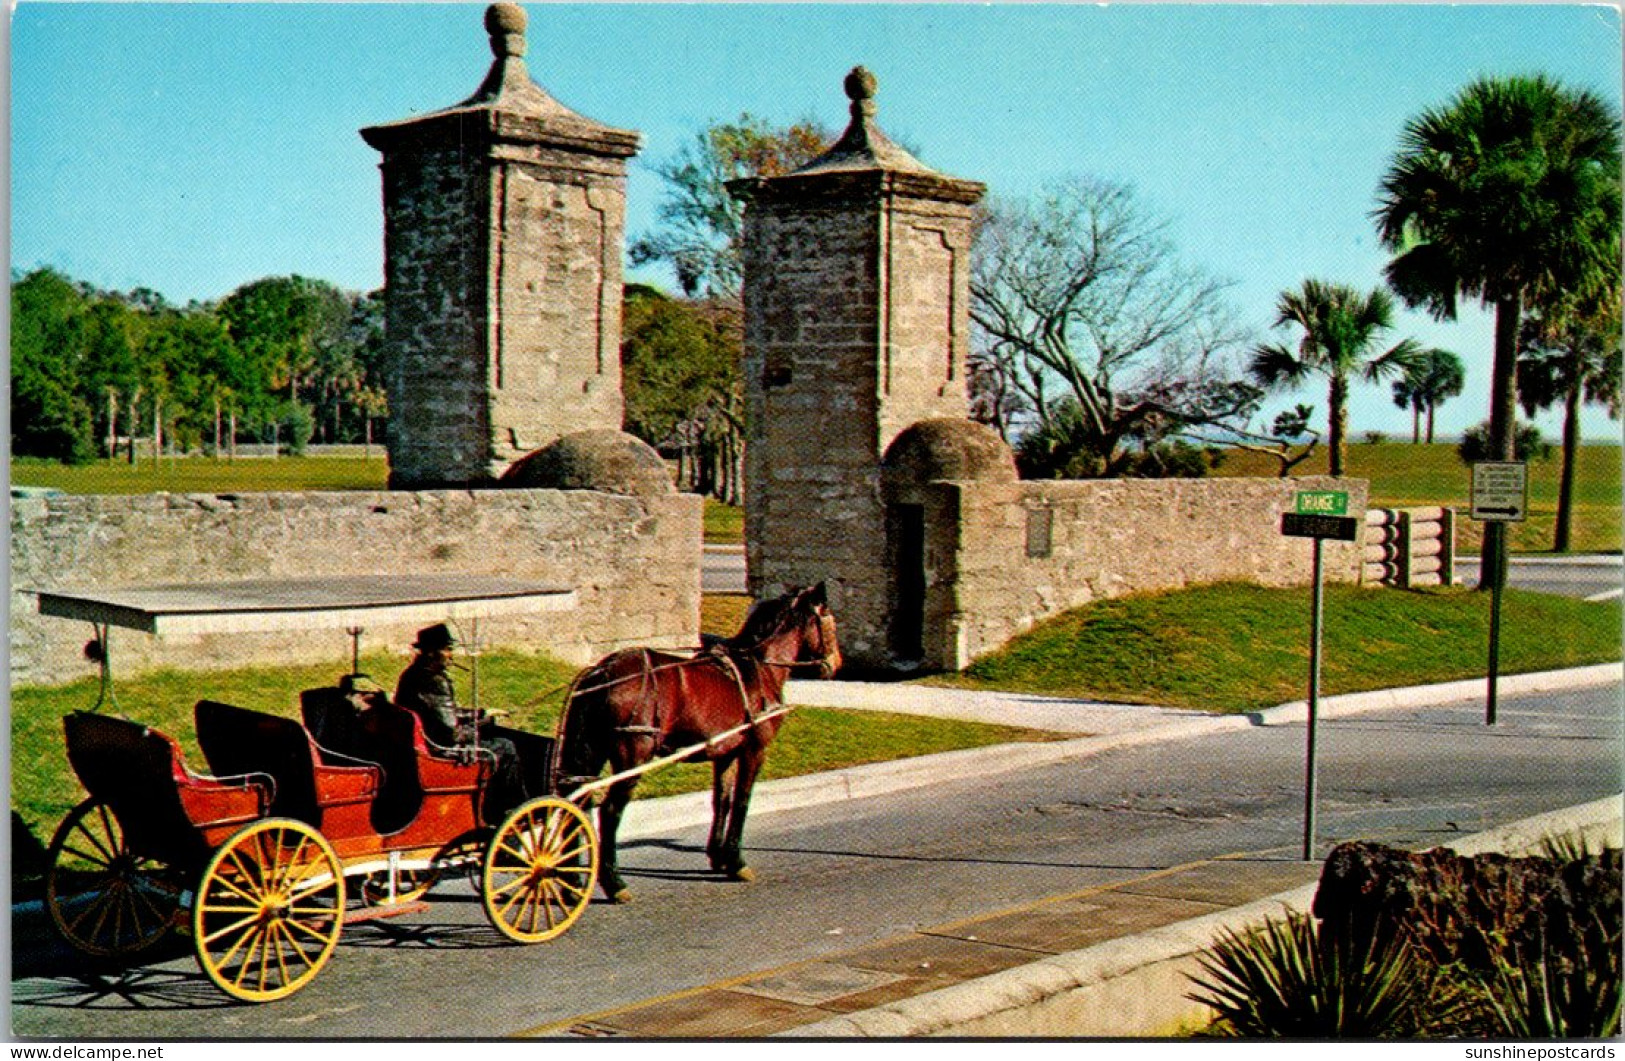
[31,575,838,1003]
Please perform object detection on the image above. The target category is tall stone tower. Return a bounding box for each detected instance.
[732,68,985,669]
[361,4,640,488]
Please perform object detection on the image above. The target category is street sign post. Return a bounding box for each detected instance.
[1470,462,1526,726]
[1281,492,1362,860]
[1294,490,1350,516]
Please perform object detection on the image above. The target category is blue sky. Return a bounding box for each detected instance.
[9,2,1623,441]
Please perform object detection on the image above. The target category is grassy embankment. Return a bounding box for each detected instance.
[1215,441,1621,555]
[933,582,1620,712]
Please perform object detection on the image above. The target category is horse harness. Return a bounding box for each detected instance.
[611,645,759,749]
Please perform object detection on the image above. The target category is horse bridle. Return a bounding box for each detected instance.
[750,599,839,680]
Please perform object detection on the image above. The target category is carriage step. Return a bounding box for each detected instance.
[344,900,431,924]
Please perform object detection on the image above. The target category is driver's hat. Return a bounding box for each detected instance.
[413,623,457,651]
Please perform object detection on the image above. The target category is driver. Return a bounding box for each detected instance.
[394,623,527,821]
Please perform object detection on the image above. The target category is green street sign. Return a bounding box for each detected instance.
[1294,491,1349,516]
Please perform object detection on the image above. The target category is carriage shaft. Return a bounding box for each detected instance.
[564,704,794,803]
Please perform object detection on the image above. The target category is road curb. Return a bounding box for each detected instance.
[781,794,1625,1038]
[1250,662,1622,727]
[617,663,1622,842]
[1458,554,1622,568]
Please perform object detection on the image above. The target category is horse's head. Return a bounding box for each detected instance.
[733,582,842,680]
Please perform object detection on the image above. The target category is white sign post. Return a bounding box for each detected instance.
[1471,461,1527,725]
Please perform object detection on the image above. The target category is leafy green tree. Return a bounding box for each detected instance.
[630,115,829,298]
[1517,302,1622,550]
[10,268,95,462]
[217,276,351,409]
[1249,280,1422,476]
[1390,347,1465,444]
[1375,74,1621,580]
[78,300,145,458]
[971,177,1258,477]
[620,285,745,502]
[140,310,238,454]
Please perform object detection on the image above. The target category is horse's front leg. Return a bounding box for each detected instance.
[596,777,639,904]
[708,757,739,873]
[716,748,765,882]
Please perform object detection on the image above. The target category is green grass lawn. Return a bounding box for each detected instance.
[1216,442,1621,555]
[934,582,1621,713]
[10,648,1048,854]
[11,455,391,494]
[704,499,744,543]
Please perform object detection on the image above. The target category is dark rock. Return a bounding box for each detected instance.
[1313,840,1622,972]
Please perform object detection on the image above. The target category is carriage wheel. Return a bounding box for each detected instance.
[45,798,182,957]
[481,798,598,944]
[193,819,345,1003]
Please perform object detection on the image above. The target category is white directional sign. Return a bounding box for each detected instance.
[1471,461,1528,522]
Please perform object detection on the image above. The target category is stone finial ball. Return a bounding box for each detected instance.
[485,3,528,56]
[845,66,877,102]
[486,3,527,36]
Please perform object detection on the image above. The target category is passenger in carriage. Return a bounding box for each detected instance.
[394,623,528,820]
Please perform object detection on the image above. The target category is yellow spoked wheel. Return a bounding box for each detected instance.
[481,798,598,943]
[192,819,345,1003]
[46,798,182,957]
[359,864,438,907]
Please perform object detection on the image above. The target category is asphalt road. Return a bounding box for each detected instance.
[11,681,1620,1040]
[1454,555,1622,600]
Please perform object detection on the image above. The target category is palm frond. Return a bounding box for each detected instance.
[1248,343,1309,387]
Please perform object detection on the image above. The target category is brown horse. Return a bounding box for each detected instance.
[555,583,841,903]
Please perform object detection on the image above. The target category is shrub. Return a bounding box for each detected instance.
[1474,920,1623,1038]
[1188,912,1436,1037]
[279,402,316,456]
[1458,421,1549,464]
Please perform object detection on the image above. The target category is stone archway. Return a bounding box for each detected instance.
[880,419,1017,672]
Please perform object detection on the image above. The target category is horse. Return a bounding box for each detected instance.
[554,582,841,903]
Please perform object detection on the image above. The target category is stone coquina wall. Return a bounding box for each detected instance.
[917,476,1370,671]
[10,488,701,688]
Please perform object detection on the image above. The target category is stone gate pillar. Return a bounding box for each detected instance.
[361,4,640,488]
[731,68,984,670]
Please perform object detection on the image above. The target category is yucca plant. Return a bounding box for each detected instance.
[1188,912,1433,1037]
[1473,918,1623,1038]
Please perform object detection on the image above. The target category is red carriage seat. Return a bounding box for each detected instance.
[194,700,380,842]
[301,686,492,837]
[63,712,271,869]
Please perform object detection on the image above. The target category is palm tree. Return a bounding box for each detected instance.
[1374,74,1621,583]
[1517,301,1623,551]
[1249,280,1422,477]
[1391,348,1466,444]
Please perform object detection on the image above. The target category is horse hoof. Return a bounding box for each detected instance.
[730,866,756,883]
[611,888,634,904]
